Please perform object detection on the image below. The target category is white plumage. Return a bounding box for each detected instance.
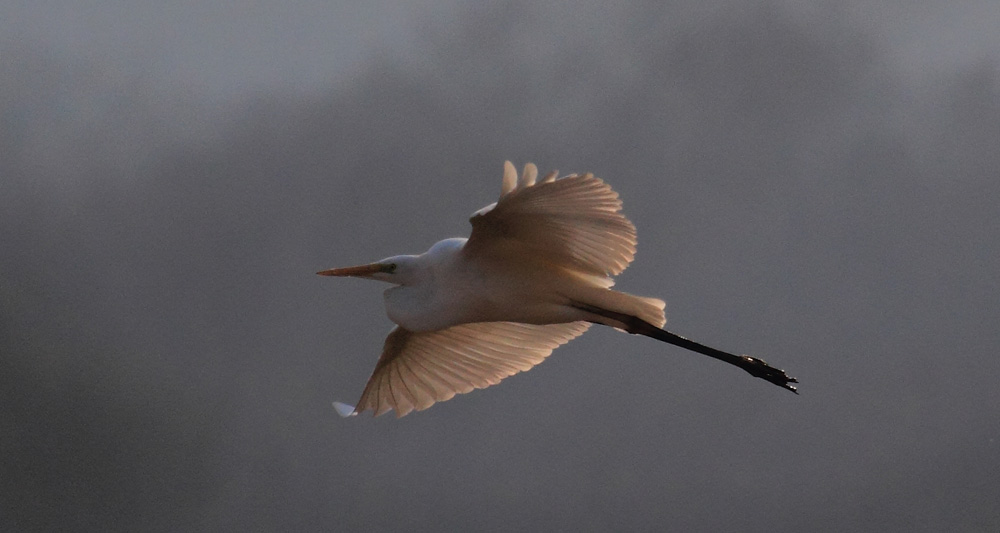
[319,162,796,418]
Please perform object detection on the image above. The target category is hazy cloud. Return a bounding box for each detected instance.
[3,1,999,530]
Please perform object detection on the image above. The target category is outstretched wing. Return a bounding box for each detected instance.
[341,321,591,417]
[465,161,638,279]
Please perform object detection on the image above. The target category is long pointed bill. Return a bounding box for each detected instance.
[316,263,388,277]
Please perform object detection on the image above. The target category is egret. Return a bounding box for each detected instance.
[319,162,796,417]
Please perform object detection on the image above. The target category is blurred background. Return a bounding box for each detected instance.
[3,1,999,530]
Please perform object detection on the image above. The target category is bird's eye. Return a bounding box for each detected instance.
[386,263,397,273]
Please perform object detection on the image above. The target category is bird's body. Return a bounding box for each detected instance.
[382,238,658,332]
[380,237,565,331]
[319,162,796,417]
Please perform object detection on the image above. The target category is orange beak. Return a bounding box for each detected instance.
[316,263,389,277]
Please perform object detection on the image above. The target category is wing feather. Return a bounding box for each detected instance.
[467,162,638,278]
[351,321,591,417]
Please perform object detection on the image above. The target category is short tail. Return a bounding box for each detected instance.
[571,286,666,329]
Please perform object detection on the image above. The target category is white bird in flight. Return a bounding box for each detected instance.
[319,162,796,417]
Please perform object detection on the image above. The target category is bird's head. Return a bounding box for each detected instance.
[317,255,417,285]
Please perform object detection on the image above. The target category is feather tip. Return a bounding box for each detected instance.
[333,401,358,418]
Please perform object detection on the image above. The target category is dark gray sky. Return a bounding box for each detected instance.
[3,1,999,531]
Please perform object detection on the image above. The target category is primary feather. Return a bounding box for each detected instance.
[354,322,591,417]
[331,161,670,417]
[468,161,637,278]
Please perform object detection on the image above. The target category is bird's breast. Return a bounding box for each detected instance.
[382,250,583,331]
[383,281,476,332]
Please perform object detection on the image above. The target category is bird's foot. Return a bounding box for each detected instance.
[738,355,798,393]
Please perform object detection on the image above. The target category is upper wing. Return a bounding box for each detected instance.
[465,161,638,279]
[345,321,591,417]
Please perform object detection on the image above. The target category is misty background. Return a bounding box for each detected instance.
[3,1,999,530]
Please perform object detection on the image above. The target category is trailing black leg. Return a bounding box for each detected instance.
[572,302,798,393]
